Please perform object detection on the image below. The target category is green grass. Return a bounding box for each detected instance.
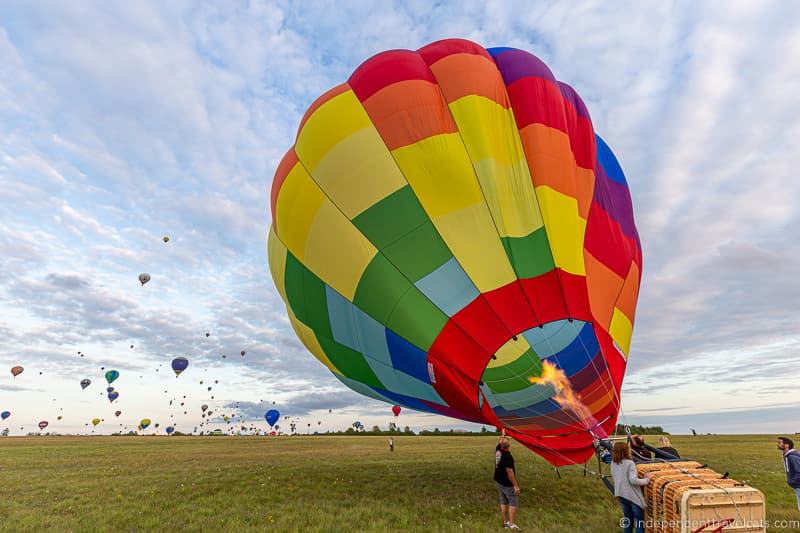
[0,435,797,531]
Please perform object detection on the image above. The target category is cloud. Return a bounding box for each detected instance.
[0,1,798,434]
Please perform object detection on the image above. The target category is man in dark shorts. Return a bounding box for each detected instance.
[495,432,521,530]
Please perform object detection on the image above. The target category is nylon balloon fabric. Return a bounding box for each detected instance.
[267,39,642,465]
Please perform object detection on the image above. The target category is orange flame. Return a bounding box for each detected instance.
[529,361,598,431]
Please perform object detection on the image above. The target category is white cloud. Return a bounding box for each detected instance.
[0,0,798,436]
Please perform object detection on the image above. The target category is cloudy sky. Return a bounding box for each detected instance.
[1,1,798,437]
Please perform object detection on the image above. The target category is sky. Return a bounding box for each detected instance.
[1,1,799,437]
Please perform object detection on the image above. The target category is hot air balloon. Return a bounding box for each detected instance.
[10,366,23,377]
[265,410,279,428]
[166,426,174,435]
[138,273,151,286]
[163,236,170,243]
[1,411,10,420]
[108,391,119,403]
[171,357,189,376]
[392,405,401,417]
[106,386,115,393]
[266,39,641,466]
[115,410,122,417]
[92,418,101,427]
[38,421,48,430]
[105,370,119,384]
[80,378,91,390]
[57,416,62,420]
[140,418,151,430]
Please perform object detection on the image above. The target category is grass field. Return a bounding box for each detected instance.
[0,435,798,531]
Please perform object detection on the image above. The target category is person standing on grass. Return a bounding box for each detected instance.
[389,437,394,452]
[495,431,521,530]
[777,436,800,510]
[611,441,650,533]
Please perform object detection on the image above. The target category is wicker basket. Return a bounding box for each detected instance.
[634,463,765,533]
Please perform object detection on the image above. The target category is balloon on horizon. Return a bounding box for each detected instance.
[266,39,642,466]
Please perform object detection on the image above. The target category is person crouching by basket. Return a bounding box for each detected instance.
[611,441,651,533]
[777,436,800,510]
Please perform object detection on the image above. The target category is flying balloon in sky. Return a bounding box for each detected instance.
[139,419,151,430]
[105,370,119,385]
[392,405,401,417]
[267,39,641,465]
[171,357,189,376]
[92,418,101,427]
[138,273,151,286]
[10,366,23,377]
[38,421,48,430]
[80,378,91,390]
[265,409,279,428]
[1,411,10,420]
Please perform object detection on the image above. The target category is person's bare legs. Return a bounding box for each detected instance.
[499,504,509,525]
[508,505,517,526]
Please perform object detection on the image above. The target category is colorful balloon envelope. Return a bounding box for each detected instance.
[140,418,151,429]
[115,410,122,417]
[1,411,10,420]
[38,421,48,430]
[264,409,280,428]
[108,391,119,403]
[392,405,401,417]
[10,365,23,377]
[105,370,119,384]
[165,426,174,435]
[267,39,642,466]
[92,418,101,427]
[80,378,91,390]
[171,357,189,376]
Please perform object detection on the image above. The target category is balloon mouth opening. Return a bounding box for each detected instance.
[478,318,604,437]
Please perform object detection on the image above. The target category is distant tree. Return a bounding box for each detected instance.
[480,426,488,433]
[345,427,355,434]
[433,428,440,433]
[371,425,381,433]
[403,426,412,434]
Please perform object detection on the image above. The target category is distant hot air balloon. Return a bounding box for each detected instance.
[38,421,48,430]
[140,418,151,430]
[80,378,91,390]
[154,423,160,429]
[92,418,101,427]
[165,426,174,435]
[106,386,115,393]
[115,410,122,417]
[10,366,23,377]
[163,236,170,243]
[57,416,62,420]
[205,332,210,337]
[108,391,119,403]
[138,273,151,286]
[105,370,119,384]
[266,39,643,466]
[171,357,189,376]
[1,411,10,420]
[265,409,280,428]
[392,405,401,417]
[201,405,208,412]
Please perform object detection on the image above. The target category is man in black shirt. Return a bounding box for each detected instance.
[495,432,521,530]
